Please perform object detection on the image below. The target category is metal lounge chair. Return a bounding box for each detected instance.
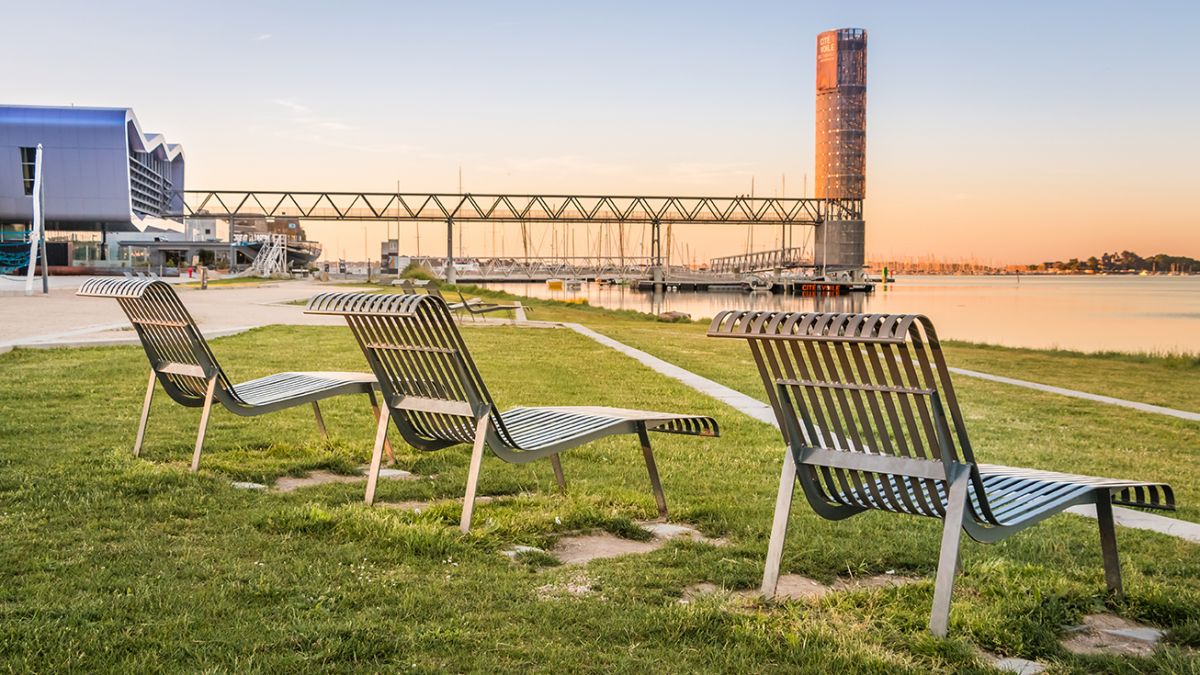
[396,282,524,321]
[707,311,1175,637]
[305,291,719,531]
[395,280,466,310]
[408,283,526,321]
[451,289,525,321]
[78,278,392,471]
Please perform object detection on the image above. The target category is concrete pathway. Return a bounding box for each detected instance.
[1066,504,1200,544]
[0,320,131,349]
[949,367,1200,422]
[563,322,776,426]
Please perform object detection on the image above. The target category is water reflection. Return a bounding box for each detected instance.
[478,276,1200,355]
[637,288,867,316]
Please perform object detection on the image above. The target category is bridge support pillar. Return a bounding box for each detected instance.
[649,219,663,288]
[445,217,456,284]
[814,219,865,278]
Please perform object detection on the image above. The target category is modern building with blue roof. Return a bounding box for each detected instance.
[0,105,184,233]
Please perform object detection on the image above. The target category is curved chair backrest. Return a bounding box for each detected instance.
[708,311,997,522]
[78,278,231,407]
[306,292,517,450]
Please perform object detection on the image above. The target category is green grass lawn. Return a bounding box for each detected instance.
[0,315,1197,671]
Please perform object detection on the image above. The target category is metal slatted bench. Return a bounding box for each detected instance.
[78,278,391,471]
[306,291,718,531]
[707,311,1175,637]
[397,281,525,320]
[445,288,525,321]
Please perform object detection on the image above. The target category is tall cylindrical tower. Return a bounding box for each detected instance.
[815,28,867,199]
[814,28,867,276]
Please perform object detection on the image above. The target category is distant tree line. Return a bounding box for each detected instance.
[1033,251,1199,273]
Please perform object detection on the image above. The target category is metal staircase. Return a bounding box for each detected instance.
[239,234,288,277]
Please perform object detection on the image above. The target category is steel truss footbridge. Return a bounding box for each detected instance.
[176,190,863,283]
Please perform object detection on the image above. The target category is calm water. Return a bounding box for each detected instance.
[479,275,1200,355]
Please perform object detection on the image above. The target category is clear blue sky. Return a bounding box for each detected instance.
[7,1,1199,262]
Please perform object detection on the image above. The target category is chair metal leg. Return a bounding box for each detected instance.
[133,369,156,457]
[459,414,490,533]
[367,390,395,464]
[1096,497,1124,598]
[761,445,798,597]
[189,376,218,473]
[550,454,566,492]
[929,464,970,637]
[635,423,668,519]
[312,401,328,439]
[363,406,391,505]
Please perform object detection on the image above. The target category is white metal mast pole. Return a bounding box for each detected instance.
[25,145,46,296]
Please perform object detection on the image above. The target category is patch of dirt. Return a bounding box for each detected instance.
[678,571,918,606]
[832,572,915,593]
[553,521,726,565]
[273,467,419,493]
[773,575,830,600]
[378,500,436,513]
[636,520,728,546]
[770,571,917,601]
[678,582,721,604]
[1061,613,1164,657]
[274,471,362,492]
[535,573,602,601]
[372,467,417,480]
[501,544,545,560]
[378,495,499,513]
[976,651,1046,675]
[553,533,661,565]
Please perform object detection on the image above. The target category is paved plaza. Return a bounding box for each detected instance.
[0,278,349,350]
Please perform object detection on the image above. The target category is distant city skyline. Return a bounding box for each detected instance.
[6,0,1198,263]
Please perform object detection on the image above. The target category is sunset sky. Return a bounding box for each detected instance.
[7,1,1199,264]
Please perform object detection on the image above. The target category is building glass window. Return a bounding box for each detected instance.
[128,149,174,217]
[19,147,37,196]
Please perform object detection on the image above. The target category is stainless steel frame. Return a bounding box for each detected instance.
[708,310,1176,636]
[78,278,392,470]
[306,291,719,531]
